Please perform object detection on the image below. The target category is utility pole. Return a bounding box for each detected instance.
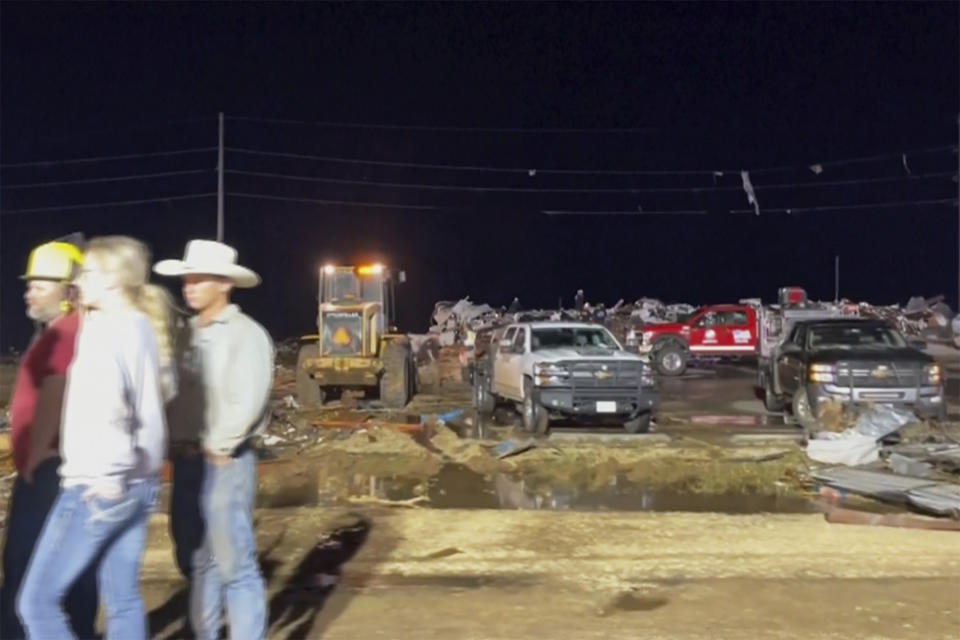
[217,112,225,241]
[834,255,840,303]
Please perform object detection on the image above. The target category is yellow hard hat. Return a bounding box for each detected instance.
[21,241,85,281]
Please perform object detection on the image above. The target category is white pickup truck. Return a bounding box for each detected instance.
[473,321,659,434]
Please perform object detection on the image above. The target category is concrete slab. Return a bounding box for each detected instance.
[548,432,672,445]
[730,433,804,445]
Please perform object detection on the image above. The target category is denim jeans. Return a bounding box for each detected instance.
[17,478,158,640]
[170,452,206,580]
[189,448,265,640]
[0,458,99,640]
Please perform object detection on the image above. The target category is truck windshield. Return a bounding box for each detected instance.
[807,325,907,350]
[531,327,620,351]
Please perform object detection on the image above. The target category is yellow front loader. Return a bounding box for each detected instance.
[297,264,414,409]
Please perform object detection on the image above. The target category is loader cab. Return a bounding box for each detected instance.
[316,264,407,358]
[320,264,404,329]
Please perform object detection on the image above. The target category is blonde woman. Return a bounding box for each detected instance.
[17,236,174,640]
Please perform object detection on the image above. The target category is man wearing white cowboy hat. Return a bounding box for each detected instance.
[155,240,272,640]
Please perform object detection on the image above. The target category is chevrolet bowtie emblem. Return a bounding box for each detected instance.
[872,365,892,378]
[595,370,613,380]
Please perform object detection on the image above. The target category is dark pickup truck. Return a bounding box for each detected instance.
[763,318,945,433]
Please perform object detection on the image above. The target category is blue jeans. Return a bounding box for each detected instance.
[17,479,158,640]
[0,458,98,640]
[190,448,265,640]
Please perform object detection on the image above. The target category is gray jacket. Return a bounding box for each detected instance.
[167,304,274,455]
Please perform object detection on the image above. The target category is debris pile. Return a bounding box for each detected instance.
[806,406,960,522]
[806,405,920,466]
[413,292,955,347]
[429,298,499,345]
[846,295,954,338]
[416,296,700,349]
[275,338,300,364]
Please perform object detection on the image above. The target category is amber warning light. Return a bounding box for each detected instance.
[357,263,384,276]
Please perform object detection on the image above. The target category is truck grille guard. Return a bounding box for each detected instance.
[562,360,645,396]
[830,360,925,403]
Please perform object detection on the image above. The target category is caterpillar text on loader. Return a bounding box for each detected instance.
[297,263,415,409]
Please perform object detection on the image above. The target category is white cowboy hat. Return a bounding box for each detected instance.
[153,240,260,288]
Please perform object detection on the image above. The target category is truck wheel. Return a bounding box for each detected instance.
[522,378,550,434]
[791,389,818,437]
[762,373,784,412]
[296,343,324,409]
[380,341,412,409]
[654,343,688,376]
[474,371,495,416]
[624,411,652,434]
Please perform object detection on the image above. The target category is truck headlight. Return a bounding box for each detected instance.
[809,363,836,383]
[534,362,569,386]
[639,364,656,387]
[924,363,942,386]
[642,331,654,344]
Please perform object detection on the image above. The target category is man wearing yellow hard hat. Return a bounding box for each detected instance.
[0,234,98,640]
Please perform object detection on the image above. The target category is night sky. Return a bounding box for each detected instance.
[1,3,958,351]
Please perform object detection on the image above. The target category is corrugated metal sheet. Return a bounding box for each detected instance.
[813,467,960,517]
[906,485,960,516]
[811,467,938,503]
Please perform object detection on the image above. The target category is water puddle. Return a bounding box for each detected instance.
[348,463,820,514]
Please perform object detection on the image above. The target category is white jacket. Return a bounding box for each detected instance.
[60,309,167,494]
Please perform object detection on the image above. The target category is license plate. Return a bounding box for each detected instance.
[596,401,617,413]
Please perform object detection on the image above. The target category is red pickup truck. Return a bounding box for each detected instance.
[637,304,760,376]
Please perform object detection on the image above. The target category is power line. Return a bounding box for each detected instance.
[548,198,959,216]
[228,114,658,134]
[1,169,210,190]
[225,168,956,195]
[227,144,955,177]
[0,147,217,169]
[0,193,217,215]
[750,145,957,175]
[543,209,708,216]
[752,171,956,191]
[227,146,720,176]
[730,198,958,215]
[226,191,439,210]
[36,117,216,142]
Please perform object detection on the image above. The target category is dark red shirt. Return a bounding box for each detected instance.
[9,313,79,474]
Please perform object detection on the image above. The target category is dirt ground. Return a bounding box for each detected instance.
[137,508,960,639]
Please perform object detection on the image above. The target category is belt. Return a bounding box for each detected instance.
[169,441,202,458]
[231,439,253,458]
[201,438,254,463]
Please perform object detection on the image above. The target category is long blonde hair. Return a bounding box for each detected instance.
[84,236,175,370]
